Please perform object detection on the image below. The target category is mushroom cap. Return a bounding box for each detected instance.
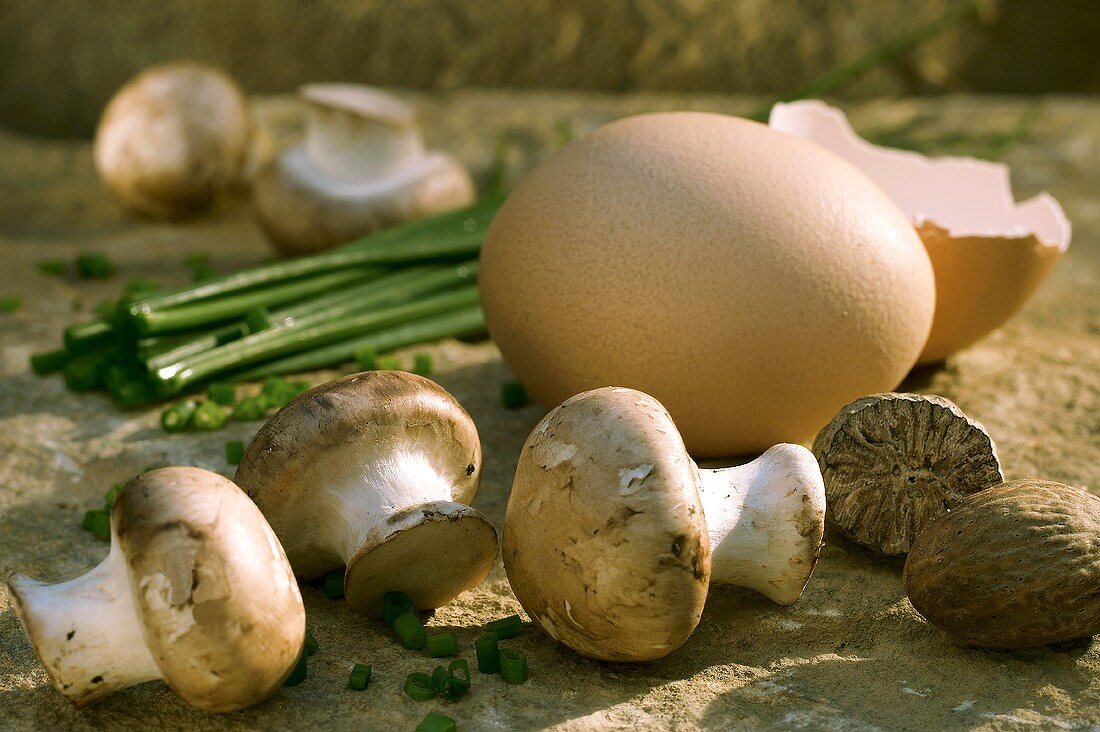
[252,147,475,256]
[93,61,250,218]
[503,387,710,662]
[113,467,304,712]
[235,371,483,577]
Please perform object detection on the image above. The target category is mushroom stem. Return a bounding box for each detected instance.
[7,544,161,707]
[696,444,827,605]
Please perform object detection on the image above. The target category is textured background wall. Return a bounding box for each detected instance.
[1,0,1098,138]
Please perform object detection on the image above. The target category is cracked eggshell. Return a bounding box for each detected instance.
[113,467,305,712]
[502,387,711,662]
[770,101,1072,364]
[480,112,935,456]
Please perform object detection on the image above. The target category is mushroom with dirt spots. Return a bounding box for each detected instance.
[502,386,826,662]
[6,467,304,712]
[234,370,497,617]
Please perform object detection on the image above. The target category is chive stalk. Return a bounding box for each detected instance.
[394,612,427,650]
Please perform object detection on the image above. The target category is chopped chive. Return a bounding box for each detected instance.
[486,614,526,640]
[449,659,470,683]
[75,252,115,279]
[260,377,309,410]
[394,612,427,650]
[207,381,236,406]
[103,483,124,511]
[431,665,449,694]
[323,570,345,600]
[412,352,433,376]
[30,348,69,375]
[231,395,268,421]
[404,672,435,701]
[81,509,98,532]
[475,633,500,674]
[244,307,272,334]
[123,278,158,297]
[355,346,377,371]
[382,590,415,626]
[284,654,307,686]
[191,263,218,283]
[191,401,228,431]
[63,352,109,392]
[375,355,403,371]
[427,632,459,658]
[348,663,372,691]
[0,296,22,313]
[37,260,67,276]
[183,253,211,269]
[499,648,527,684]
[225,440,245,465]
[304,628,319,656]
[501,380,529,409]
[416,713,456,732]
[440,662,471,702]
[89,510,111,541]
[161,399,197,433]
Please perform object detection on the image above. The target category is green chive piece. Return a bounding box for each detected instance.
[475,633,500,674]
[90,510,111,541]
[260,377,309,410]
[416,712,456,732]
[231,395,268,421]
[323,570,345,600]
[0,296,22,313]
[123,278,158,297]
[225,440,245,465]
[431,665,449,694]
[355,346,377,371]
[62,352,109,392]
[448,659,471,684]
[427,632,459,658]
[244,307,271,334]
[30,348,69,376]
[284,654,307,686]
[190,263,218,283]
[394,612,426,650]
[161,399,197,433]
[37,260,67,276]
[404,672,435,701]
[191,401,228,431]
[207,381,236,406]
[75,252,115,279]
[375,355,403,371]
[440,663,471,702]
[412,352,433,376]
[501,380,529,409]
[103,483,124,511]
[382,590,415,626]
[486,614,526,640]
[348,663,372,691]
[499,648,528,684]
[81,509,98,532]
[304,628,319,657]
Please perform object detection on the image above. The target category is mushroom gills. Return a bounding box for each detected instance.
[697,444,827,605]
[8,544,161,707]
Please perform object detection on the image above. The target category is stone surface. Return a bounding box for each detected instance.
[0,91,1098,730]
[3,0,1100,137]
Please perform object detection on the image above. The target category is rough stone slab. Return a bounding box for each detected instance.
[0,91,1097,730]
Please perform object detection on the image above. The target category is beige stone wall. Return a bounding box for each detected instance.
[0,0,1097,137]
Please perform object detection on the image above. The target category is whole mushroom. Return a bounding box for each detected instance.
[6,467,304,712]
[503,387,826,662]
[234,370,497,617]
[252,84,476,256]
[94,61,251,218]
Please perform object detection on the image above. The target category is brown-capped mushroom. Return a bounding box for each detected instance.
[93,61,250,218]
[503,387,825,662]
[812,393,1004,555]
[234,370,497,617]
[6,467,304,712]
[251,84,475,256]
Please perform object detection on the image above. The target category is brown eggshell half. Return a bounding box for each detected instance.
[770,101,1071,364]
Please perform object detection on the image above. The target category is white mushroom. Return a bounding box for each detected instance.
[6,467,304,712]
[252,84,475,256]
[234,370,497,617]
[93,61,251,218]
[503,387,825,662]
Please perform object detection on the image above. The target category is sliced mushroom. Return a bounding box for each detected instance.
[812,393,1004,555]
[502,387,825,662]
[252,84,475,256]
[234,370,497,617]
[94,61,251,218]
[6,467,304,712]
